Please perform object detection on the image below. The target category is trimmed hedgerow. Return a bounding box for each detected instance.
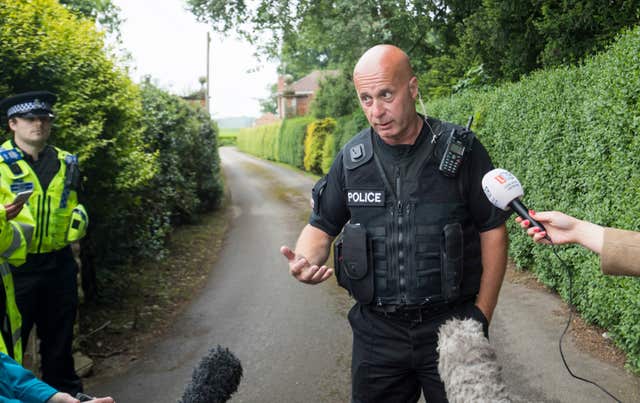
[427,27,640,372]
[233,112,366,175]
[277,116,313,169]
[304,118,335,175]
[236,122,281,161]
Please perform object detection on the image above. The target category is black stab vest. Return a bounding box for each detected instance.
[342,122,483,305]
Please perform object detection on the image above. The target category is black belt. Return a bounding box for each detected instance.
[368,296,475,323]
[369,303,455,322]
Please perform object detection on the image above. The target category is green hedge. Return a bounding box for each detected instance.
[236,122,281,160]
[0,0,223,288]
[218,129,238,146]
[277,116,313,169]
[321,133,335,174]
[335,110,369,150]
[304,118,335,174]
[236,113,367,176]
[427,27,640,372]
[320,111,368,173]
[137,82,223,257]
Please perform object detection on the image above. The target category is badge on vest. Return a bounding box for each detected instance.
[0,149,22,165]
[10,181,34,194]
[349,143,365,163]
[347,190,385,207]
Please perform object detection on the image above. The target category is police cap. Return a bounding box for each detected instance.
[0,91,57,119]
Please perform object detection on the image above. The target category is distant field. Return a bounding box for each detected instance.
[219,129,239,146]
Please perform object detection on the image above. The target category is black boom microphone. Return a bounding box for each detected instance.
[179,346,243,403]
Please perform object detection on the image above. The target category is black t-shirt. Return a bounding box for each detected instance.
[309,118,510,236]
[15,142,61,191]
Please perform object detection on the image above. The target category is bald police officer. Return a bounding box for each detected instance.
[0,91,89,395]
[281,45,509,402]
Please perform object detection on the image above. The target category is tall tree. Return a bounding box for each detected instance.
[187,0,640,107]
[535,0,640,67]
[259,83,278,115]
[453,0,640,82]
[455,1,543,82]
[59,0,122,36]
[187,0,444,77]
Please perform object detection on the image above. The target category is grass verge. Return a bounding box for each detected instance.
[79,191,231,381]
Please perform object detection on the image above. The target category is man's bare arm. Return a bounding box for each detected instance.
[475,224,508,323]
[281,224,335,284]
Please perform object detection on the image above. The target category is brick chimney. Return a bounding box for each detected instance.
[277,75,285,92]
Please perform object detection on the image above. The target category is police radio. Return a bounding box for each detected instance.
[438,116,474,177]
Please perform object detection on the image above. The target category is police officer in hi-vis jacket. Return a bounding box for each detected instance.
[0,178,110,402]
[0,91,89,395]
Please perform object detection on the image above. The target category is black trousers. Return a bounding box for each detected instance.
[349,300,488,403]
[13,248,82,395]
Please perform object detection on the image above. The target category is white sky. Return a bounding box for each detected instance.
[112,0,278,119]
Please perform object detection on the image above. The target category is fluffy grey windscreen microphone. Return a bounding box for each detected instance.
[437,318,511,403]
[179,346,243,403]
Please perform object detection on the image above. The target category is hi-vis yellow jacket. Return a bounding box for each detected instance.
[0,185,36,364]
[0,140,88,254]
[0,140,88,364]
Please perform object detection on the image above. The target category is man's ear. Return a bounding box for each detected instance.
[7,118,16,131]
[409,76,418,100]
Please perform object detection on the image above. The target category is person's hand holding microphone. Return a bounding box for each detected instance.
[516,211,605,254]
[47,392,115,403]
[482,168,605,253]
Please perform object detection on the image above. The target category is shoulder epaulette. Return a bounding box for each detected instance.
[64,154,78,165]
[0,148,23,165]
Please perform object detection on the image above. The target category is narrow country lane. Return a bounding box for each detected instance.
[89,147,353,402]
[89,147,639,403]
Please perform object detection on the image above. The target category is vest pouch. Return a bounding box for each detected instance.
[333,234,349,292]
[342,223,373,304]
[441,223,464,302]
[50,207,73,250]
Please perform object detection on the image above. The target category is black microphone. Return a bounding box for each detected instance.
[481,168,549,239]
[179,346,243,403]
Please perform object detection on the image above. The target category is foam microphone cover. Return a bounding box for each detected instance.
[481,168,524,211]
[179,346,243,403]
[437,318,511,402]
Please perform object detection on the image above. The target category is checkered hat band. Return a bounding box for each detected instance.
[7,100,52,117]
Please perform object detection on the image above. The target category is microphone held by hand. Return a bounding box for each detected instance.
[482,168,549,239]
[437,318,512,403]
[180,346,243,403]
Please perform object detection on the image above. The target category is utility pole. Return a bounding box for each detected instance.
[206,31,211,115]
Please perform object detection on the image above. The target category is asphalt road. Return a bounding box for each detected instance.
[90,147,639,402]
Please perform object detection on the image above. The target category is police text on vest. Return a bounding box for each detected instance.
[347,190,385,207]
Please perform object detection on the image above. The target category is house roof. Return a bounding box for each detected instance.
[254,112,280,126]
[288,70,340,94]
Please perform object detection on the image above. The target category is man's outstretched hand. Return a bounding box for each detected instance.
[280,246,333,284]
